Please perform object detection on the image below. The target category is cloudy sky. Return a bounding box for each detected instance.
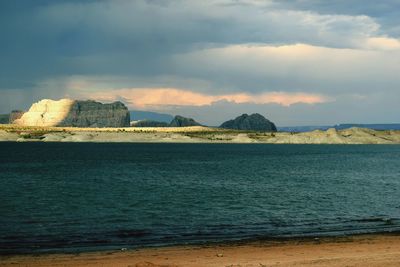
[1,0,399,126]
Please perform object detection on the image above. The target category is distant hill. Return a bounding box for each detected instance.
[220,113,277,132]
[169,115,202,127]
[279,124,400,132]
[129,110,174,123]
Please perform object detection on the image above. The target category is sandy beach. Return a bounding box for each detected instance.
[1,234,400,267]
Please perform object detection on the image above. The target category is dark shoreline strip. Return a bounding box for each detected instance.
[2,231,400,257]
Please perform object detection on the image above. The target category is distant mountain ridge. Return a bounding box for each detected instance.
[131,115,202,127]
[169,115,202,127]
[129,111,174,123]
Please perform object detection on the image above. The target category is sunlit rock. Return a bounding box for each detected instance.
[14,99,130,127]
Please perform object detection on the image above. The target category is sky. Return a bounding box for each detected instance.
[1,0,399,126]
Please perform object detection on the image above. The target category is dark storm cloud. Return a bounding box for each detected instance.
[0,0,388,89]
[0,0,399,125]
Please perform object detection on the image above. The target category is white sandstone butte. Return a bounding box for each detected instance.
[14,99,130,127]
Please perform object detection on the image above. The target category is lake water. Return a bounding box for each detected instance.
[1,142,400,254]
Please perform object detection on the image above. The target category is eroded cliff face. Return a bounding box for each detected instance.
[14,99,130,127]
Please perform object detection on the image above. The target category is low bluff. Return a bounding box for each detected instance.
[14,99,130,127]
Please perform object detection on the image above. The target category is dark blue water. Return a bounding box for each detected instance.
[1,143,400,254]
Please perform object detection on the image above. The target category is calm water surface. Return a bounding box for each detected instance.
[1,142,400,254]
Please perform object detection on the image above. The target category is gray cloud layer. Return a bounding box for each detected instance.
[0,0,399,125]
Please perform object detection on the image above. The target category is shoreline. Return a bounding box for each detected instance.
[1,124,400,144]
[3,230,400,256]
[2,233,400,266]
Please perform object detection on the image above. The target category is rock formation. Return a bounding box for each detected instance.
[13,99,130,127]
[169,115,202,127]
[220,113,277,132]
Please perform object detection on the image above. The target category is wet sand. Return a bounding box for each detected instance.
[2,234,400,267]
